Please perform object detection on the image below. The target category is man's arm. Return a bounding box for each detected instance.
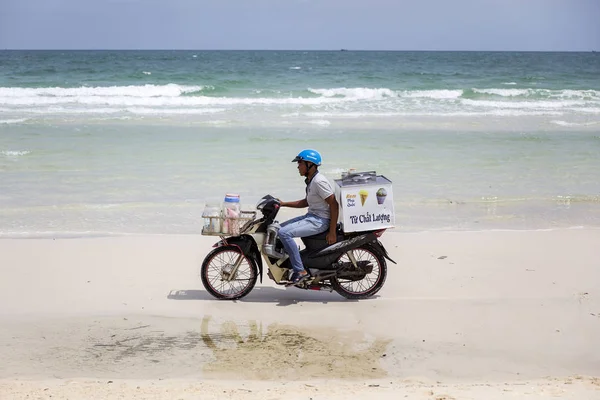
[325,194,339,244]
[280,199,308,208]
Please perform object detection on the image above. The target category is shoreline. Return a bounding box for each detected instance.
[2,224,600,240]
[3,114,600,131]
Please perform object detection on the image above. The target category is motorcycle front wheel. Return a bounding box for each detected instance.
[331,244,387,299]
[200,245,258,300]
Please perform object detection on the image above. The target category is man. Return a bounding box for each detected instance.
[279,149,339,285]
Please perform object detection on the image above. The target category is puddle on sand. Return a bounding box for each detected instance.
[35,316,392,379]
[200,316,391,380]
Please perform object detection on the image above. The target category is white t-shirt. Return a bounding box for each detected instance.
[306,172,334,219]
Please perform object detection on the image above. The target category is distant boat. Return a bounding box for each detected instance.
[340,49,348,52]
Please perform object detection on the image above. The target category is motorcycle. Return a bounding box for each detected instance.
[200,195,396,300]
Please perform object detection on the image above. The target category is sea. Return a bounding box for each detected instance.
[1,50,599,238]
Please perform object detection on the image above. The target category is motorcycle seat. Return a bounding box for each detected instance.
[300,223,344,246]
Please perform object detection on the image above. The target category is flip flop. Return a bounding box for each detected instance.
[286,271,309,287]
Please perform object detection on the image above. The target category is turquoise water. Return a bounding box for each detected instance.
[1,51,599,237]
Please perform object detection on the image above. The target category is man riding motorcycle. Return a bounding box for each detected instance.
[278,149,339,285]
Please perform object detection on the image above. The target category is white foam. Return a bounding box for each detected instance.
[473,88,600,100]
[0,84,203,98]
[125,107,225,115]
[400,89,463,99]
[550,120,600,127]
[329,168,351,176]
[304,112,401,118]
[0,118,27,124]
[1,150,31,157]
[0,93,341,107]
[142,71,151,75]
[308,87,397,100]
[82,203,121,209]
[482,110,562,117]
[579,108,600,114]
[461,98,585,109]
[308,119,331,126]
[304,110,563,117]
[473,88,533,97]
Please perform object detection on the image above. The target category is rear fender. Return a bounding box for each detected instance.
[214,236,264,283]
[315,232,377,257]
[372,239,397,264]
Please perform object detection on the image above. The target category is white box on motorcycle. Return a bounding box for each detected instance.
[334,171,395,233]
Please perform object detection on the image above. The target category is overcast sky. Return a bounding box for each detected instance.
[0,0,598,51]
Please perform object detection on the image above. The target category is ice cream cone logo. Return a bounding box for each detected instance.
[358,189,368,206]
[376,188,387,205]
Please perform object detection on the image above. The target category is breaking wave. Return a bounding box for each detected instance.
[0,84,598,120]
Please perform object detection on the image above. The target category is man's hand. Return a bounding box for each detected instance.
[324,194,339,245]
[326,230,337,245]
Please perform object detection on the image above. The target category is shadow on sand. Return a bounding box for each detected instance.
[167,286,368,306]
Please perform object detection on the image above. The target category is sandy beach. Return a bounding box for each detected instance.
[1,229,599,399]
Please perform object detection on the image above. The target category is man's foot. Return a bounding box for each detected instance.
[287,270,309,286]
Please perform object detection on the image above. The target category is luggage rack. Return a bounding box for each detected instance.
[201,211,257,236]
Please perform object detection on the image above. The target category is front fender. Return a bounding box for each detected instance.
[215,235,264,283]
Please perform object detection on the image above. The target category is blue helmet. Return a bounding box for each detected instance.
[292,149,322,166]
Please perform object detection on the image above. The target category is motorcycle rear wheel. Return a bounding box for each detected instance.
[331,244,387,299]
[200,245,258,300]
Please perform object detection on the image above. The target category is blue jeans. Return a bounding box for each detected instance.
[278,213,330,273]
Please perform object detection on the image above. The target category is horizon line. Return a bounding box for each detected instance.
[0,48,597,53]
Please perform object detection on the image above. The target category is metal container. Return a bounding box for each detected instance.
[334,171,395,233]
[263,222,285,258]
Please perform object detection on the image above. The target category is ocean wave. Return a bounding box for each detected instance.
[2,84,598,102]
[472,88,533,97]
[308,87,397,99]
[468,88,600,100]
[182,85,217,96]
[0,84,204,98]
[0,84,598,119]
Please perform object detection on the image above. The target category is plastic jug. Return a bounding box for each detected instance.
[222,193,241,234]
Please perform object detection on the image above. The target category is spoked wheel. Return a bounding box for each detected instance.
[200,245,258,300]
[331,244,387,299]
